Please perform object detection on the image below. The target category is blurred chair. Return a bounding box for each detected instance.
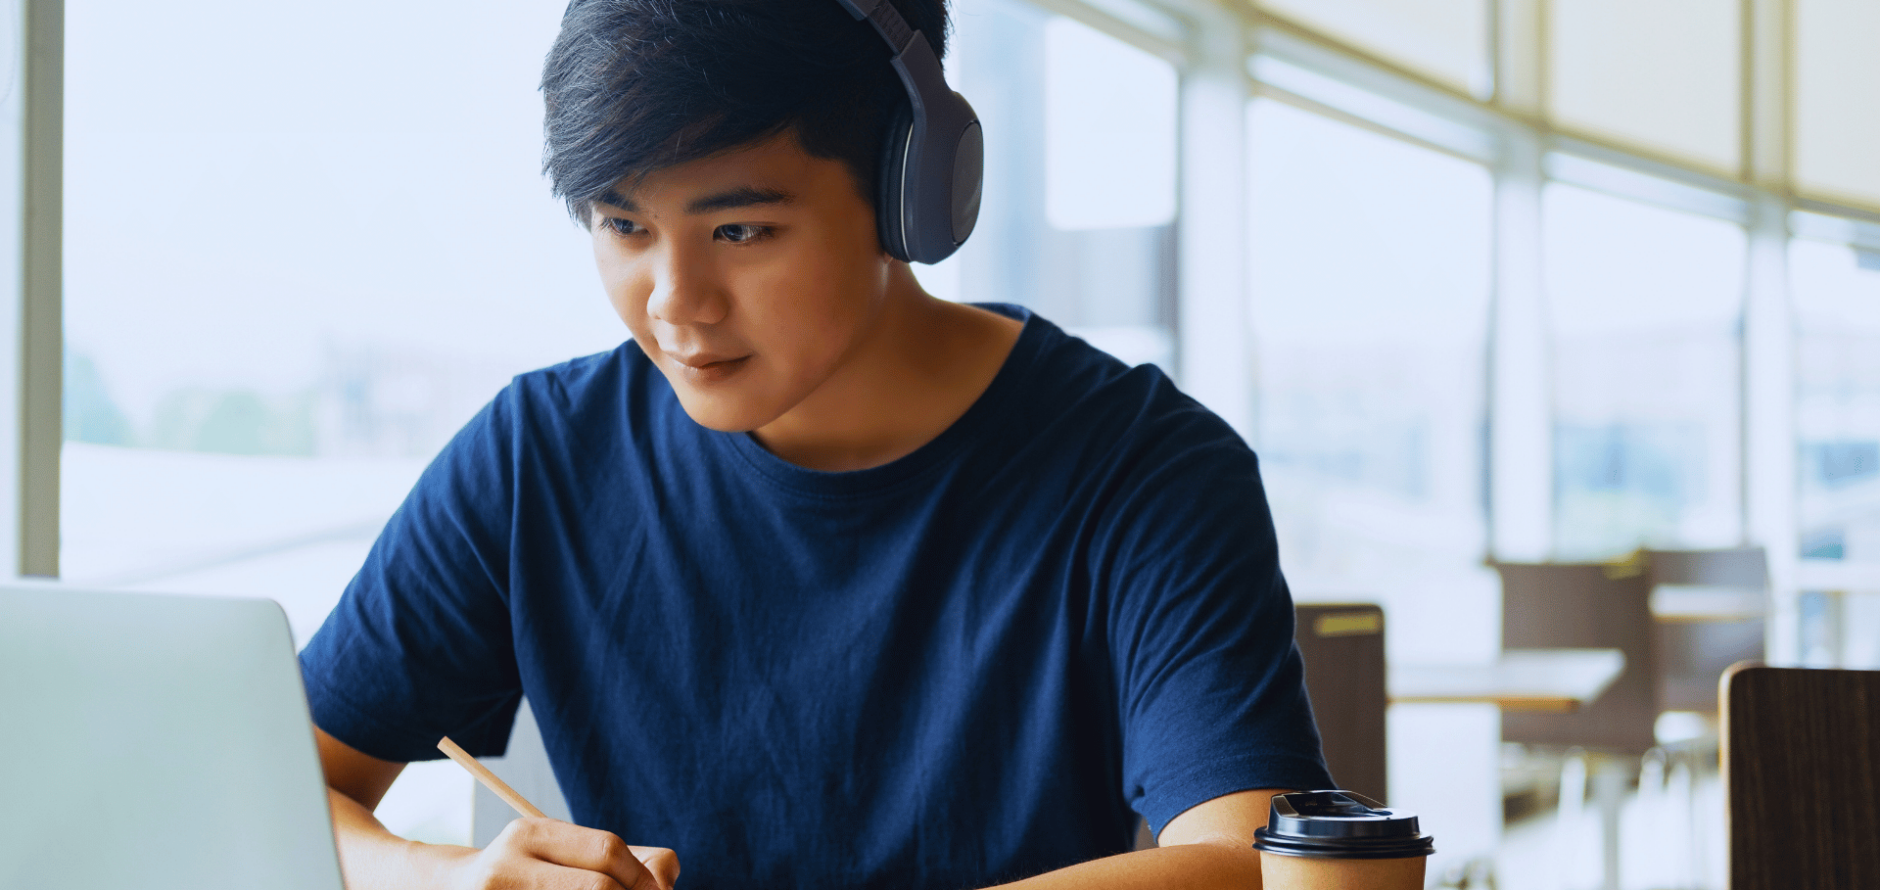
[1722,663,1880,890]
[1495,559,1658,753]
[1646,547,1767,714]
[1495,559,1656,890]
[1293,603,1388,802]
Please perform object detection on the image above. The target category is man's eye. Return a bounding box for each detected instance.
[604,217,641,237]
[716,224,771,244]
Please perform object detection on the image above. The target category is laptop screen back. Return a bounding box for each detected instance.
[0,584,345,890]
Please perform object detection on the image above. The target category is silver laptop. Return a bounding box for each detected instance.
[0,583,345,890]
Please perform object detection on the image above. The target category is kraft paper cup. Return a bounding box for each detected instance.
[1252,790,1433,890]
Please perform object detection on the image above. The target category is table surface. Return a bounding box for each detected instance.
[1651,583,1766,621]
[1795,559,1880,593]
[1388,648,1626,712]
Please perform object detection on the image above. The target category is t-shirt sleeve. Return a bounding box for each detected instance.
[1101,414,1334,835]
[297,385,527,763]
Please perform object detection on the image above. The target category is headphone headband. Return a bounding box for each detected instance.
[837,0,918,54]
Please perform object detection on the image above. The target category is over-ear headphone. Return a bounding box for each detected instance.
[834,0,983,264]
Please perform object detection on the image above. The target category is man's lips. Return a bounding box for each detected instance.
[665,350,752,382]
[670,352,749,369]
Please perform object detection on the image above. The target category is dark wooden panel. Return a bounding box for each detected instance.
[1725,665,1880,890]
[1496,561,1658,753]
[1294,603,1387,802]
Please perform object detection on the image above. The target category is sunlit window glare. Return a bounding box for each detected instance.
[1042,17,1177,231]
[1246,98,1492,639]
[1793,239,1880,564]
[1543,184,1746,558]
[60,0,617,846]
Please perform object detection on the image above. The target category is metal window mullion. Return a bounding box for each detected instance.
[1487,0,1551,561]
[20,0,59,578]
[1488,131,1552,562]
[1743,0,1797,663]
[3,0,61,580]
[1494,0,1543,119]
[1172,2,1250,437]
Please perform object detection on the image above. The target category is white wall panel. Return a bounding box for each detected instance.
[1548,0,1741,174]
[1259,0,1490,95]
[1795,0,1880,207]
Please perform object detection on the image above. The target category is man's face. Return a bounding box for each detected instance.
[590,134,892,433]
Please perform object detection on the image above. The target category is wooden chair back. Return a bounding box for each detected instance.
[1723,664,1880,889]
[1495,560,1658,753]
[1293,603,1388,801]
[1647,547,1767,713]
[1646,547,1767,587]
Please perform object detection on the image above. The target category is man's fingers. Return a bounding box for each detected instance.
[502,818,663,889]
[512,857,629,890]
[631,846,680,889]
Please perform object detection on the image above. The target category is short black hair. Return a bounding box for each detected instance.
[541,0,950,226]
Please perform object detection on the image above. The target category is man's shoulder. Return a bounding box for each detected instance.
[1004,311,1248,461]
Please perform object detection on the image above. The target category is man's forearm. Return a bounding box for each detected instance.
[987,842,1265,890]
[327,787,474,890]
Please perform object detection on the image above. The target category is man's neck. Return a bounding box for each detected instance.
[751,266,1024,473]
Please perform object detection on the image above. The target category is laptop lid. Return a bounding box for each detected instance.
[0,583,345,890]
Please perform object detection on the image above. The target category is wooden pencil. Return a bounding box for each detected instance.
[437,735,548,820]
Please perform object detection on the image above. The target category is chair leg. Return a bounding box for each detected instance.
[1591,755,1626,890]
[1552,749,1588,890]
[1635,748,1668,889]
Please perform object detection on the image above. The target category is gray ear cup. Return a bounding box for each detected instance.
[891,84,981,264]
[877,103,917,262]
[949,119,983,247]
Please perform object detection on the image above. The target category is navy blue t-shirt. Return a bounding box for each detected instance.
[300,305,1330,889]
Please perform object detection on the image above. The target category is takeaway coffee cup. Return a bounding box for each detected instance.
[1251,790,1434,890]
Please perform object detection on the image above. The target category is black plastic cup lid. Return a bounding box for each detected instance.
[1251,790,1436,860]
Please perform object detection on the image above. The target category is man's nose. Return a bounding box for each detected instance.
[645,241,728,326]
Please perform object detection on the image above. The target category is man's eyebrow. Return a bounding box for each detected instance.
[596,189,639,212]
[595,186,795,215]
[686,186,795,214]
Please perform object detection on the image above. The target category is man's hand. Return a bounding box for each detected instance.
[316,725,679,890]
[448,817,678,890]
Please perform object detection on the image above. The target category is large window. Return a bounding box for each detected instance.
[59,0,1188,846]
[1793,237,1880,668]
[1794,238,1880,563]
[1543,184,1746,559]
[62,0,619,634]
[1245,98,1494,656]
[62,0,620,843]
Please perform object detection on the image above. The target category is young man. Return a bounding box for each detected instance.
[300,1,1334,888]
